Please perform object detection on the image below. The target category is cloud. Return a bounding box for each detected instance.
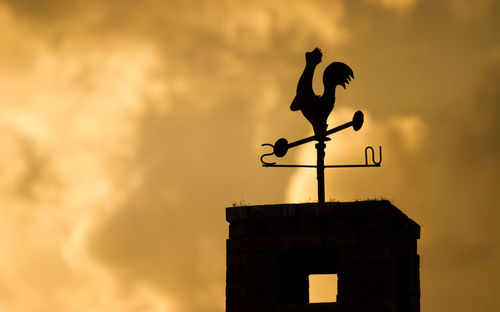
[370,0,417,11]
[0,4,170,311]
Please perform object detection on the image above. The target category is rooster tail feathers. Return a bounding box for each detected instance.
[323,62,354,89]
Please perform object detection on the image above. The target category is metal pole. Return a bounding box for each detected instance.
[315,140,326,203]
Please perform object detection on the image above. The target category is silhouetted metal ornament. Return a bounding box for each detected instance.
[260,48,383,203]
[274,138,289,157]
[352,110,364,131]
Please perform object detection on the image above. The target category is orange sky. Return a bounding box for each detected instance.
[0,0,499,311]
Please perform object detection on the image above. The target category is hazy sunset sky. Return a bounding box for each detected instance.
[0,0,499,311]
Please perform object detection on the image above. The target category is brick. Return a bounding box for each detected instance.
[339,204,366,216]
[226,297,273,312]
[295,204,335,217]
[226,266,246,282]
[398,233,418,253]
[338,248,365,263]
[227,252,274,267]
[229,222,248,237]
[361,230,396,249]
[226,282,246,297]
[408,264,419,278]
[247,267,274,281]
[227,237,273,252]
[276,303,339,312]
[227,253,247,266]
[409,296,420,312]
[362,294,396,310]
[339,263,362,277]
[363,261,396,278]
[363,248,396,262]
[226,206,248,221]
[325,218,358,233]
[403,218,421,239]
[247,252,274,266]
[247,281,274,296]
[325,233,359,248]
[246,205,285,219]
[409,254,420,266]
[266,220,296,235]
[297,218,323,234]
[337,293,361,307]
[276,235,322,250]
[408,278,419,294]
[338,277,362,293]
[229,221,265,237]
[395,243,412,259]
[363,216,391,230]
[363,280,397,298]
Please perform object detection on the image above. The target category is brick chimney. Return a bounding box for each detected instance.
[226,200,420,312]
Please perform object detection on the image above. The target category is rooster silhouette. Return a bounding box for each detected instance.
[290,48,354,137]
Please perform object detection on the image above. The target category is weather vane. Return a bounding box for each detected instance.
[260,48,382,203]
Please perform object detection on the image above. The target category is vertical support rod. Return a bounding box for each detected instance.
[315,140,326,203]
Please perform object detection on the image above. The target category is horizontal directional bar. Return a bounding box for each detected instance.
[287,121,354,149]
[325,164,380,168]
[287,110,363,149]
[262,164,381,168]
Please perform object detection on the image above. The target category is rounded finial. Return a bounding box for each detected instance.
[352,110,364,131]
[274,138,289,157]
